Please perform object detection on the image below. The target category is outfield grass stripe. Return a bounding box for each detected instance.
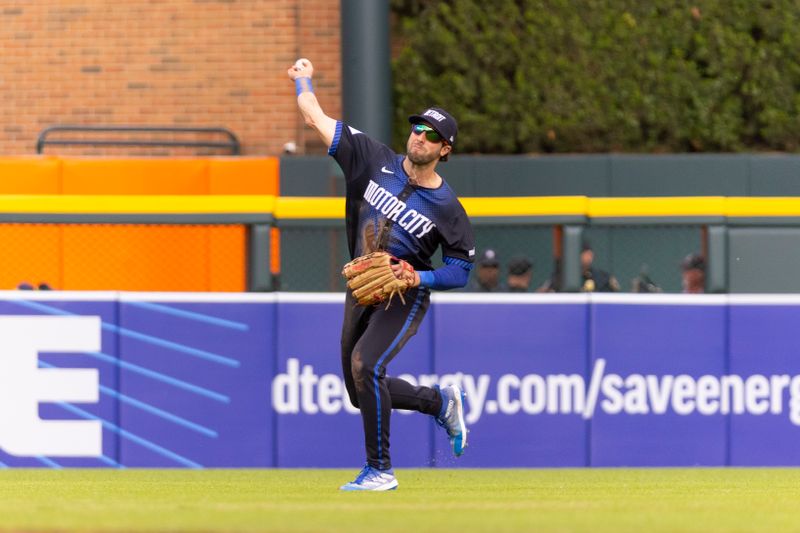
[126,301,250,331]
[0,469,798,532]
[57,403,202,468]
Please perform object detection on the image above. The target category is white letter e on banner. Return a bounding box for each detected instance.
[0,316,101,457]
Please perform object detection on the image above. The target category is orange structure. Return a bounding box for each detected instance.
[0,157,278,292]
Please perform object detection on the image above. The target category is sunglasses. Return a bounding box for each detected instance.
[411,123,444,143]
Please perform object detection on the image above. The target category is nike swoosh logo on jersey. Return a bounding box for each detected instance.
[381,166,394,174]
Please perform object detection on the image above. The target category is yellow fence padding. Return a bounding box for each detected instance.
[1,152,800,293]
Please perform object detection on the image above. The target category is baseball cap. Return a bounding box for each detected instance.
[478,249,499,268]
[408,107,458,158]
[681,253,706,271]
[508,256,532,276]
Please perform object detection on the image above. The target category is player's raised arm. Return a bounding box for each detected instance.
[287,58,337,149]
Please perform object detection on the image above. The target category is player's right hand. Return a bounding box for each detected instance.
[287,58,313,80]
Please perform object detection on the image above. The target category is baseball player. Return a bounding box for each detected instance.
[288,58,475,491]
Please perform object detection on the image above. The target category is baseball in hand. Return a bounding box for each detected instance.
[294,59,307,71]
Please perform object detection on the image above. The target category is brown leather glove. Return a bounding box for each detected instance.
[342,251,416,307]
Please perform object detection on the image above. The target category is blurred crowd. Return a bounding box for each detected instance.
[467,243,706,294]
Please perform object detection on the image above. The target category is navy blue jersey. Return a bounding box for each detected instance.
[328,121,475,270]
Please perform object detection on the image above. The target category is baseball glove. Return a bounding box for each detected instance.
[342,251,416,307]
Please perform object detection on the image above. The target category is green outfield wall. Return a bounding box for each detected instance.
[279,154,800,198]
[278,154,800,293]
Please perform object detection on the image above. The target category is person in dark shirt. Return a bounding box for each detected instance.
[681,253,706,294]
[289,58,474,491]
[538,241,619,292]
[579,241,619,292]
[506,256,533,292]
[468,249,502,291]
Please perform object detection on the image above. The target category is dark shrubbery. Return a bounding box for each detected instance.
[392,0,800,154]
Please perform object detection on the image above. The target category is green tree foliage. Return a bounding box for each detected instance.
[391,0,800,153]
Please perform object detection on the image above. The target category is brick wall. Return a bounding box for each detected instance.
[0,0,341,156]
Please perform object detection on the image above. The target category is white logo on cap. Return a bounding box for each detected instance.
[423,109,446,122]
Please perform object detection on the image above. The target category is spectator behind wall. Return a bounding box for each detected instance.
[540,242,619,292]
[681,253,705,294]
[17,282,53,290]
[631,264,662,293]
[536,258,561,292]
[506,256,533,292]
[468,249,502,292]
[579,241,619,292]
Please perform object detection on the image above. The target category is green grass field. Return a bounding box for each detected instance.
[0,468,797,532]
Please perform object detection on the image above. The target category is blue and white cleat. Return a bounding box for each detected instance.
[339,464,399,491]
[436,384,468,456]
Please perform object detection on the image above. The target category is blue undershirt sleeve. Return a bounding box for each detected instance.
[327,121,343,156]
[417,257,473,291]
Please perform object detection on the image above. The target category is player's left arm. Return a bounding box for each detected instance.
[409,206,475,290]
[416,258,473,290]
[390,256,472,290]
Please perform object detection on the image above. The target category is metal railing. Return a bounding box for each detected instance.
[36,125,241,155]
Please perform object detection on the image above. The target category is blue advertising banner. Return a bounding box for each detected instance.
[0,293,118,468]
[433,294,589,467]
[589,295,728,466]
[728,296,800,466]
[0,292,800,468]
[118,294,275,467]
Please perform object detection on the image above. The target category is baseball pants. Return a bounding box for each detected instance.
[340,287,443,471]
